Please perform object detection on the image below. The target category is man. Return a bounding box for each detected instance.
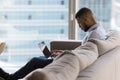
[0,7,106,80]
[75,7,106,44]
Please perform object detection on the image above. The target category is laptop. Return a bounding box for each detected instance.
[39,40,82,58]
[39,41,51,58]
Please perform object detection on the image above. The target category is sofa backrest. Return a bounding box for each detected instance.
[76,46,120,80]
[50,40,81,51]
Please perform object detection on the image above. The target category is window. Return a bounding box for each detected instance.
[0,0,69,71]
[111,0,120,30]
[76,0,112,40]
[116,0,120,3]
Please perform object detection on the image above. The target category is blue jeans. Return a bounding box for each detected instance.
[10,56,53,80]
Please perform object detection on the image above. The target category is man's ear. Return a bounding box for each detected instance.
[85,16,92,23]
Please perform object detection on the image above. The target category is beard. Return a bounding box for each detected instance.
[83,24,90,32]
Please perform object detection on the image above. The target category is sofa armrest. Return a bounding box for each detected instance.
[0,42,6,54]
[50,40,82,51]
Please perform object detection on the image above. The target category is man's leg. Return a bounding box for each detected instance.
[0,56,53,80]
[0,77,5,80]
[0,69,9,80]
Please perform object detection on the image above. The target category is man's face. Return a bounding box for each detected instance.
[76,17,90,32]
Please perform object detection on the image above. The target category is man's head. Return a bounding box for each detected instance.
[75,7,96,32]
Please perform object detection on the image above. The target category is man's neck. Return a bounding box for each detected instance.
[88,23,98,32]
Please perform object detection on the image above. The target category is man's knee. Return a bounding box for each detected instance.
[29,57,41,63]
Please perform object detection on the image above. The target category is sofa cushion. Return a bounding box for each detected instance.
[89,30,120,56]
[76,46,120,80]
[71,41,98,70]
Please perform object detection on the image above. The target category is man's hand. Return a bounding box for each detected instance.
[51,50,64,57]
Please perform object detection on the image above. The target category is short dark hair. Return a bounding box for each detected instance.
[75,7,93,18]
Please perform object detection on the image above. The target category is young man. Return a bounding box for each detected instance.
[75,7,106,44]
[0,7,106,80]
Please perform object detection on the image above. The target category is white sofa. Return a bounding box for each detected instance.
[50,40,120,80]
[21,30,120,80]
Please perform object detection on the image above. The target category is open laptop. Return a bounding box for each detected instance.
[39,41,51,58]
[39,40,82,58]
